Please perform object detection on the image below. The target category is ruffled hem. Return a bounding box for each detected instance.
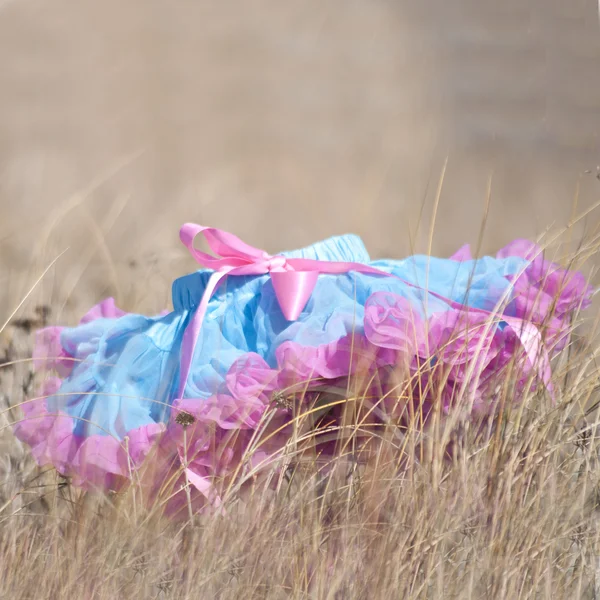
[14,239,594,513]
[13,376,165,490]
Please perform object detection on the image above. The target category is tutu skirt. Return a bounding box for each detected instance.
[14,226,593,514]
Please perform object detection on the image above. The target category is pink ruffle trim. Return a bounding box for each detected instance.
[13,376,165,490]
[16,299,165,491]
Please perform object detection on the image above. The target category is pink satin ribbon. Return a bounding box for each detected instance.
[176,223,397,397]
[177,223,553,400]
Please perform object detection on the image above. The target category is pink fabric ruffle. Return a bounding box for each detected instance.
[17,298,164,491]
[451,239,593,350]
[13,376,165,491]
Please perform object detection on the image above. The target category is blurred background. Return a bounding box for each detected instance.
[0,0,599,317]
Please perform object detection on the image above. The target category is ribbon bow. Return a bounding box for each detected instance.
[177,223,553,399]
[177,223,395,396]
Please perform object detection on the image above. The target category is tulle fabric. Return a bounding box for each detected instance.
[14,234,593,516]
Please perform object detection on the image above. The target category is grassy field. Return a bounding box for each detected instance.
[1,217,600,599]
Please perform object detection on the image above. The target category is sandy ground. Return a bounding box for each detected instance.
[0,0,599,319]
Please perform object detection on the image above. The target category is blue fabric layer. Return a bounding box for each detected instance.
[49,234,528,438]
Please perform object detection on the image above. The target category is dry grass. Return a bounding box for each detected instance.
[0,223,599,599]
[2,342,600,599]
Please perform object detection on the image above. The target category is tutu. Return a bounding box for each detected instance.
[14,224,594,514]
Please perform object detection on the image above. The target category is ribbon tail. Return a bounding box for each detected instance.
[177,446,224,512]
[270,270,319,321]
[185,467,223,509]
[177,270,230,398]
[503,317,554,401]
